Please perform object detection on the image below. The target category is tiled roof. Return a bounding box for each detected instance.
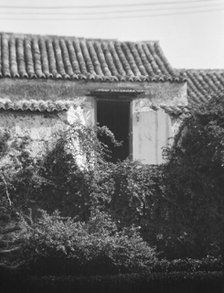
[0,32,182,82]
[0,98,188,114]
[177,69,224,106]
[0,99,77,112]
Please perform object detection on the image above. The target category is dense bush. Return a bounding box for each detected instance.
[32,144,172,258]
[105,161,164,226]
[18,209,157,275]
[162,95,224,257]
[0,132,46,212]
[97,161,172,252]
[0,124,117,219]
[26,123,120,220]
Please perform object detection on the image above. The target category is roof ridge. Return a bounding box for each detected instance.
[176,68,224,72]
[0,31,118,42]
[0,31,158,44]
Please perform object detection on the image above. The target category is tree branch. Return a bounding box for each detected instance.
[0,172,12,206]
[0,246,21,255]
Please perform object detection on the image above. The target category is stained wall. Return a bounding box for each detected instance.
[0,79,187,163]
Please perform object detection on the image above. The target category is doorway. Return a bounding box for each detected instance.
[97,100,130,163]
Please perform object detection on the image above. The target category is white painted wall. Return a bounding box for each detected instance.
[0,77,187,165]
[0,97,96,158]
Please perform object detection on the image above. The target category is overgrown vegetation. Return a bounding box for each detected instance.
[0,95,224,276]
[18,209,157,275]
[162,95,224,257]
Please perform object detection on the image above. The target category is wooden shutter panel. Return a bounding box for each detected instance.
[132,99,172,164]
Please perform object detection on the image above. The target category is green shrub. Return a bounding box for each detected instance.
[0,123,117,218]
[96,161,171,251]
[19,209,157,275]
[0,131,46,212]
[105,161,165,226]
[162,95,224,258]
[29,123,119,220]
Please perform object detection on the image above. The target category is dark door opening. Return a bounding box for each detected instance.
[97,100,130,163]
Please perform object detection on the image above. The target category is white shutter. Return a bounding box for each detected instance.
[132,99,172,164]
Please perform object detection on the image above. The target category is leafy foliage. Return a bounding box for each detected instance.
[0,96,224,261]
[162,95,224,257]
[19,209,157,275]
[34,123,118,220]
[97,161,170,250]
[0,132,44,211]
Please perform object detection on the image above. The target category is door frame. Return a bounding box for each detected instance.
[94,95,134,161]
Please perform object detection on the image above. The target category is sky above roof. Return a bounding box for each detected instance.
[0,0,224,69]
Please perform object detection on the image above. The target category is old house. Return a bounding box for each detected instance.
[0,32,188,164]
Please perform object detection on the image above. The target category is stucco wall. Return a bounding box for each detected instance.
[0,110,66,156]
[0,96,95,157]
[0,79,187,107]
[0,78,187,164]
